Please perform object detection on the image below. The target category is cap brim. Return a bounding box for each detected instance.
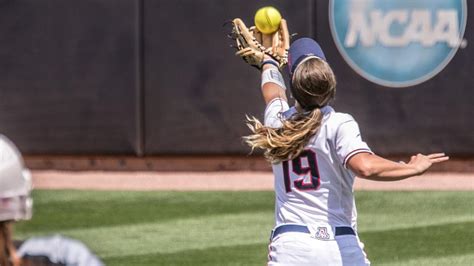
[288,38,326,75]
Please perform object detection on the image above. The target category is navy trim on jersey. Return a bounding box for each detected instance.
[343,148,373,168]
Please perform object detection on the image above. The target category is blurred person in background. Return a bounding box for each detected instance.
[0,135,103,266]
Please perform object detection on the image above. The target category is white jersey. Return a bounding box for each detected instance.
[264,98,373,230]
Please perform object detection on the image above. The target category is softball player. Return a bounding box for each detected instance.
[244,38,449,265]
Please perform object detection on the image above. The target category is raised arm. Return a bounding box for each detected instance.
[260,55,288,104]
[228,17,289,104]
[347,152,449,181]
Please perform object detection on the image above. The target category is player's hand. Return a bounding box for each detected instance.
[407,153,449,175]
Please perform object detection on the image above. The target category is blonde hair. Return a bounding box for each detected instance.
[244,58,336,163]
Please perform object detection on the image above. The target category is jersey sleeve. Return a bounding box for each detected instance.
[264,98,289,128]
[335,116,373,168]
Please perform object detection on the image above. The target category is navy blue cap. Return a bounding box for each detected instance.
[288,38,326,76]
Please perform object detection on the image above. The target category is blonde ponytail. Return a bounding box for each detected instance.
[244,57,336,164]
[244,109,323,163]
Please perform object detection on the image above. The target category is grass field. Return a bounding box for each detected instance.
[15,190,474,265]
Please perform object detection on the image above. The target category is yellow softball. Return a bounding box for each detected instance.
[254,6,282,34]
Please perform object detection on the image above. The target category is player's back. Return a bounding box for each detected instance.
[265,101,372,229]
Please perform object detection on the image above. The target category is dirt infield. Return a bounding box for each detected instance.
[26,155,474,191]
[25,155,474,172]
[32,171,473,191]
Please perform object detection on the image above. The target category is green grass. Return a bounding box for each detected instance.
[15,191,474,265]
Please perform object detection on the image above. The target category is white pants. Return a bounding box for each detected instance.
[268,231,370,266]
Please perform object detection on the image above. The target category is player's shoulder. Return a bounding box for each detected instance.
[322,110,360,142]
[325,108,357,127]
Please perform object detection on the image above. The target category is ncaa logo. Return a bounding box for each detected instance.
[329,0,467,87]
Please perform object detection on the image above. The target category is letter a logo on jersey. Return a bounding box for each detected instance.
[315,227,330,240]
[329,0,467,87]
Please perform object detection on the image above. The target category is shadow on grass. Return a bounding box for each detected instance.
[361,221,474,264]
